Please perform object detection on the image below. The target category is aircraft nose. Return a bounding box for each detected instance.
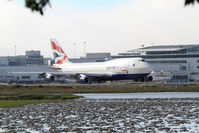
[144,63,153,73]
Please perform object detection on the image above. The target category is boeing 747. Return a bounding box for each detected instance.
[40,39,153,83]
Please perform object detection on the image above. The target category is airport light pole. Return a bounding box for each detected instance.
[73,43,76,58]
[14,45,16,56]
[83,41,87,57]
[73,41,87,58]
[141,45,144,55]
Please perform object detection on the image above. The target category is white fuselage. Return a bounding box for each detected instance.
[49,39,152,82]
[54,58,152,75]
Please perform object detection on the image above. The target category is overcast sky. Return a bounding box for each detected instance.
[0,0,199,58]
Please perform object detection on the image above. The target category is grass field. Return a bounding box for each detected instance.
[0,84,199,108]
[0,85,83,108]
[1,84,199,95]
[1,84,199,94]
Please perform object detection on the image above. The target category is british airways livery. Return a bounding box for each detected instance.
[41,39,153,83]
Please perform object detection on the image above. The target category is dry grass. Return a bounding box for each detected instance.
[0,84,199,95]
[0,84,199,108]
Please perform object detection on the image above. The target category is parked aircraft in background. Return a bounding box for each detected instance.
[40,39,153,83]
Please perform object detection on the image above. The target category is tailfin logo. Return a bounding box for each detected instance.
[50,39,70,64]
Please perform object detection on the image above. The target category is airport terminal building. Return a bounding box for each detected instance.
[1,44,199,83]
[0,50,56,83]
[115,44,199,82]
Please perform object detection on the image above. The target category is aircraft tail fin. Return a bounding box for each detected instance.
[50,39,70,64]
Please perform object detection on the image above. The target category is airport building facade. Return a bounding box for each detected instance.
[0,50,56,83]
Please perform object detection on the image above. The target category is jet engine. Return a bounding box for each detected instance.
[39,73,55,82]
[79,74,90,84]
[147,75,153,82]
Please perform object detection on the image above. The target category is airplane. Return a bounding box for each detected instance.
[39,39,153,83]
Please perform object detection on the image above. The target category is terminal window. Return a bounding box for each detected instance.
[181,66,187,71]
[21,76,31,79]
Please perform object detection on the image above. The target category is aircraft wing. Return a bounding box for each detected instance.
[47,72,113,79]
[10,71,112,76]
[42,72,114,82]
[63,72,114,83]
[8,71,66,78]
[10,71,113,82]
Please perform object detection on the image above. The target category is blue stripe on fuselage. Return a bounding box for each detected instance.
[109,73,150,80]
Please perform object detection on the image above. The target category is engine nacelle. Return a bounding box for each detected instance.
[79,74,90,84]
[147,75,153,82]
[40,73,55,82]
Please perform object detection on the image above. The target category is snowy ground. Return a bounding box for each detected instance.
[0,98,199,132]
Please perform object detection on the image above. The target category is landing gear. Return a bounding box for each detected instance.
[141,78,145,82]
